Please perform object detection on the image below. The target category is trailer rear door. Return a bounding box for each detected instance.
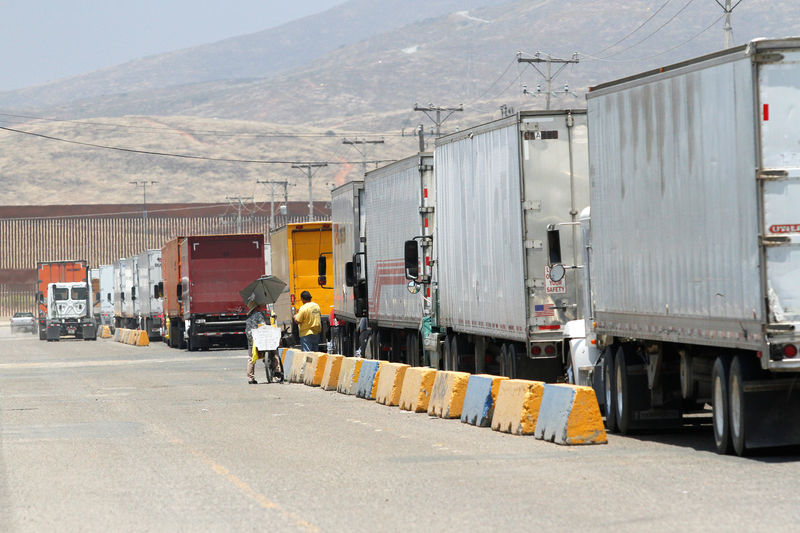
[759,50,800,325]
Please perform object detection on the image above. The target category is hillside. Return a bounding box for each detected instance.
[0,0,797,205]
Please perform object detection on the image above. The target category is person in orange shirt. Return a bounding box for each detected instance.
[293,291,321,351]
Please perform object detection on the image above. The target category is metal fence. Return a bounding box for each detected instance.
[0,213,329,317]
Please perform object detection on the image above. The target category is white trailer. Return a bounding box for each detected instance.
[112,258,126,328]
[136,249,163,339]
[571,38,800,455]
[122,255,139,327]
[97,264,114,326]
[365,154,433,366]
[431,110,589,380]
[327,180,365,356]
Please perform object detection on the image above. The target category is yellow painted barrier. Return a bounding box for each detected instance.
[490,379,545,435]
[375,362,410,406]
[427,371,471,419]
[303,352,328,386]
[398,367,438,413]
[461,374,509,426]
[534,384,608,445]
[135,330,150,347]
[287,349,307,383]
[321,354,344,391]
[337,357,360,394]
[113,328,121,342]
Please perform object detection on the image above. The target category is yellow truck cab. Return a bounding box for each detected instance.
[270,222,333,349]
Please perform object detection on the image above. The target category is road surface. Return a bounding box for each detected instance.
[1,325,798,532]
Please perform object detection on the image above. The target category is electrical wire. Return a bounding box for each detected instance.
[595,0,675,56]
[0,125,394,165]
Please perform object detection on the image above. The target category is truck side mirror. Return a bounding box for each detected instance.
[157,282,164,299]
[95,292,100,303]
[404,240,419,280]
[176,283,183,303]
[345,262,355,287]
[131,287,137,301]
[106,292,112,302]
[318,256,327,287]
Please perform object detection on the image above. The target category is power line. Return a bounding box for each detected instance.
[596,0,676,56]
[0,125,394,165]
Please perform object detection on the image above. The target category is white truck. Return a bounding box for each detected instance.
[550,38,800,455]
[418,110,589,381]
[96,264,115,326]
[327,180,366,356]
[44,281,97,341]
[363,153,433,366]
[136,249,163,339]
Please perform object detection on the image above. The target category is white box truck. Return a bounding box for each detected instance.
[428,110,589,380]
[326,180,366,356]
[364,153,433,366]
[136,249,163,339]
[97,264,114,326]
[561,38,800,455]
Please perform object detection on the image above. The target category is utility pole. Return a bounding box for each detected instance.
[130,180,157,248]
[291,163,328,222]
[225,196,253,233]
[342,138,385,175]
[715,0,743,49]
[517,51,579,110]
[256,179,290,230]
[413,103,464,138]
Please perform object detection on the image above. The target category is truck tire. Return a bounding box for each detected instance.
[603,347,618,433]
[188,333,199,352]
[729,354,757,457]
[712,355,732,455]
[39,327,46,340]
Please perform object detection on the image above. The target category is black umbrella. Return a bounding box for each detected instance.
[240,275,287,308]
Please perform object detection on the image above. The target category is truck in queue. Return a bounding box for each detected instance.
[407,110,589,381]
[44,281,97,341]
[162,234,265,351]
[96,264,115,326]
[326,180,366,356]
[136,249,164,340]
[546,38,800,455]
[359,152,434,366]
[36,260,95,340]
[271,222,333,348]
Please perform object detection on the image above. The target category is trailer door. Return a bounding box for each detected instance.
[759,50,800,324]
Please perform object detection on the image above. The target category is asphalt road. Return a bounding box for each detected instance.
[1,325,799,532]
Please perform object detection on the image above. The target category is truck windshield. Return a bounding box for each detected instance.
[53,287,69,300]
[71,287,88,300]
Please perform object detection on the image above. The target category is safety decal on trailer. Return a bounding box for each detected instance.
[769,224,800,233]
[544,266,565,294]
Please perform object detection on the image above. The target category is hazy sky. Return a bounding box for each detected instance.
[0,0,346,92]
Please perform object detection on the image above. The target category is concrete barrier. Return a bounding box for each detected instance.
[398,367,438,413]
[490,379,545,435]
[534,384,608,445]
[135,330,150,347]
[286,349,308,383]
[321,354,344,391]
[99,325,112,338]
[461,374,509,427]
[113,328,121,342]
[428,371,471,419]
[279,348,287,365]
[355,360,383,399]
[374,363,410,406]
[337,358,362,395]
[283,349,296,378]
[303,352,328,386]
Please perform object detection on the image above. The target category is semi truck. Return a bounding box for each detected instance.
[136,249,163,340]
[112,258,126,328]
[36,260,92,340]
[271,222,333,348]
[96,264,115,326]
[163,234,265,351]
[548,38,800,455]
[362,153,434,366]
[327,180,366,356]
[414,110,589,380]
[44,281,97,341]
[162,237,185,347]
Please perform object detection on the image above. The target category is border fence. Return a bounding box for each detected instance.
[0,202,330,318]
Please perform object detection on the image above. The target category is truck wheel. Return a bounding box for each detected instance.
[712,356,732,455]
[729,355,757,456]
[39,328,46,340]
[603,347,618,433]
[614,346,635,434]
[188,334,199,352]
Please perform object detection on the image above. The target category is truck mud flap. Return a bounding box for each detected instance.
[46,324,61,341]
[82,324,97,340]
[743,379,800,449]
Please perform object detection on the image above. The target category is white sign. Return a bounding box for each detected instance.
[545,266,566,294]
[252,326,281,351]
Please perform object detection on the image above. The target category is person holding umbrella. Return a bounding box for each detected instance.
[240,275,287,384]
[245,304,271,384]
